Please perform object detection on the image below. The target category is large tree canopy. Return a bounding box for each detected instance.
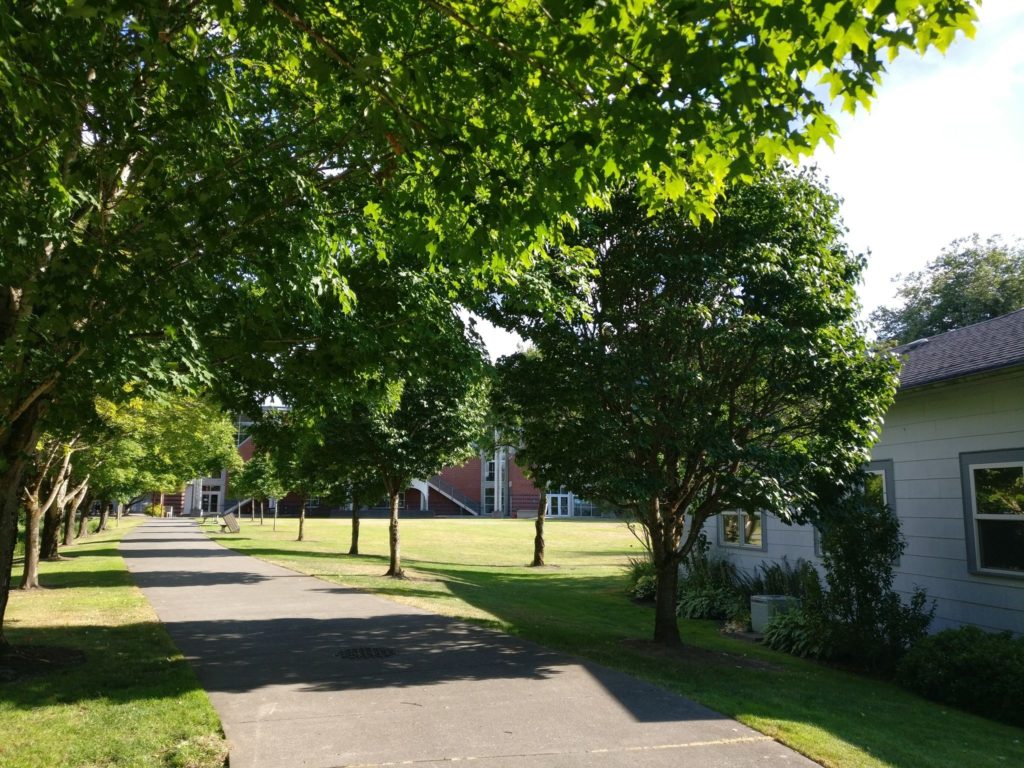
[871,235,1024,343]
[495,169,898,644]
[0,0,978,644]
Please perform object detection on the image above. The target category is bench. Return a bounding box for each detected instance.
[219,511,241,533]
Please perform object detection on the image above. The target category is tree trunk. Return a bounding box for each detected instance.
[647,498,682,645]
[64,485,87,546]
[40,501,63,560]
[62,497,74,546]
[297,495,306,542]
[19,495,42,590]
[530,491,547,567]
[95,501,110,533]
[21,445,71,589]
[42,472,71,560]
[348,496,360,556]
[76,494,93,539]
[158,491,165,517]
[0,403,44,645]
[114,500,121,527]
[259,498,264,526]
[385,489,403,577]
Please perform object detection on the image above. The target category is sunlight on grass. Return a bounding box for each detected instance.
[210,516,1024,768]
[1,520,226,768]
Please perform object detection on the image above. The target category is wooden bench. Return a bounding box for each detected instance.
[219,511,241,533]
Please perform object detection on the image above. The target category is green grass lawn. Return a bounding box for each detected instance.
[1,519,226,768]
[210,516,1024,768]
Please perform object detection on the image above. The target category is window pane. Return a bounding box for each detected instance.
[977,519,1024,572]
[723,512,739,543]
[864,472,886,508]
[743,510,762,547]
[974,466,1024,516]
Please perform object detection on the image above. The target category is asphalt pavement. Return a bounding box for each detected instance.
[121,518,818,768]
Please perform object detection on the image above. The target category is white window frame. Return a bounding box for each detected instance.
[961,451,1024,578]
[719,509,765,550]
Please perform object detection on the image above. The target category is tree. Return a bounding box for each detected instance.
[0,0,979,646]
[494,170,898,644]
[229,451,285,525]
[871,235,1024,343]
[227,243,491,573]
[18,436,75,589]
[489,372,553,567]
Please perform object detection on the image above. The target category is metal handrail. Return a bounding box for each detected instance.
[427,475,481,515]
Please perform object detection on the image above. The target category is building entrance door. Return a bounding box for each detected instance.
[548,493,571,517]
[201,492,220,515]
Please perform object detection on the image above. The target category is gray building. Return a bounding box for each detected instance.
[709,309,1024,634]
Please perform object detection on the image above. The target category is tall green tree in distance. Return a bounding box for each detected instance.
[871,236,1024,343]
[229,452,286,525]
[495,169,899,645]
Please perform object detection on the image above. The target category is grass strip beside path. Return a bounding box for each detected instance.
[210,517,1024,768]
[1,519,227,768]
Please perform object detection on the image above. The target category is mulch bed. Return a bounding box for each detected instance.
[0,645,86,683]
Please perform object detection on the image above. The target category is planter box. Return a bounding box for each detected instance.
[750,594,798,633]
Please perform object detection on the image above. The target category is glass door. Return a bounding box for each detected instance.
[547,493,571,517]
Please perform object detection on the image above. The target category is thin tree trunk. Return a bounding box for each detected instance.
[95,501,110,533]
[259,498,264,526]
[40,502,63,560]
[297,495,306,542]
[273,499,277,531]
[42,472,70,560]
[0,403,43,647]
[19,495,42,590]
[158,491,165,517]
[21,445,71,589]
[348,495,360,556]
[113,500,121,527]
[531,491,547,567]
[385,488,403,577]
[76,494,93,539]
[64,484,87,546]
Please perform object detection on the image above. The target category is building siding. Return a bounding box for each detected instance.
[709,367,1024,635]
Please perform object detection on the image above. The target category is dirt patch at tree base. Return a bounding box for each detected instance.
[621,637,781,672]
[0,645,86,683]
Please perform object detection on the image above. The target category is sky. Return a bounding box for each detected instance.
[476,2,1024,360]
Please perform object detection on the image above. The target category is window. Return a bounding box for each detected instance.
[483,487,495,515]
[305,497,320,509]
[720,509,763,549]
[573,498,599,517]
[485,460,496,482]
[961,449,1024,576]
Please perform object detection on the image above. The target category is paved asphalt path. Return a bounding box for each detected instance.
[122,519,818,768]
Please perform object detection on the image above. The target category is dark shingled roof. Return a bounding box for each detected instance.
[893,309,1024,390]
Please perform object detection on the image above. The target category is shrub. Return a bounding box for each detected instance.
[816,490,934,671]
[897,626,1024,727]
[677,586,744,621]
[624,554,657,601]
[741,558,822,603]
[763,607,832,659]
[676,535,748,621]
[144,503,164,517]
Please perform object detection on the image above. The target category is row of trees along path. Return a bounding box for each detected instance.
[0,1,978,647]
